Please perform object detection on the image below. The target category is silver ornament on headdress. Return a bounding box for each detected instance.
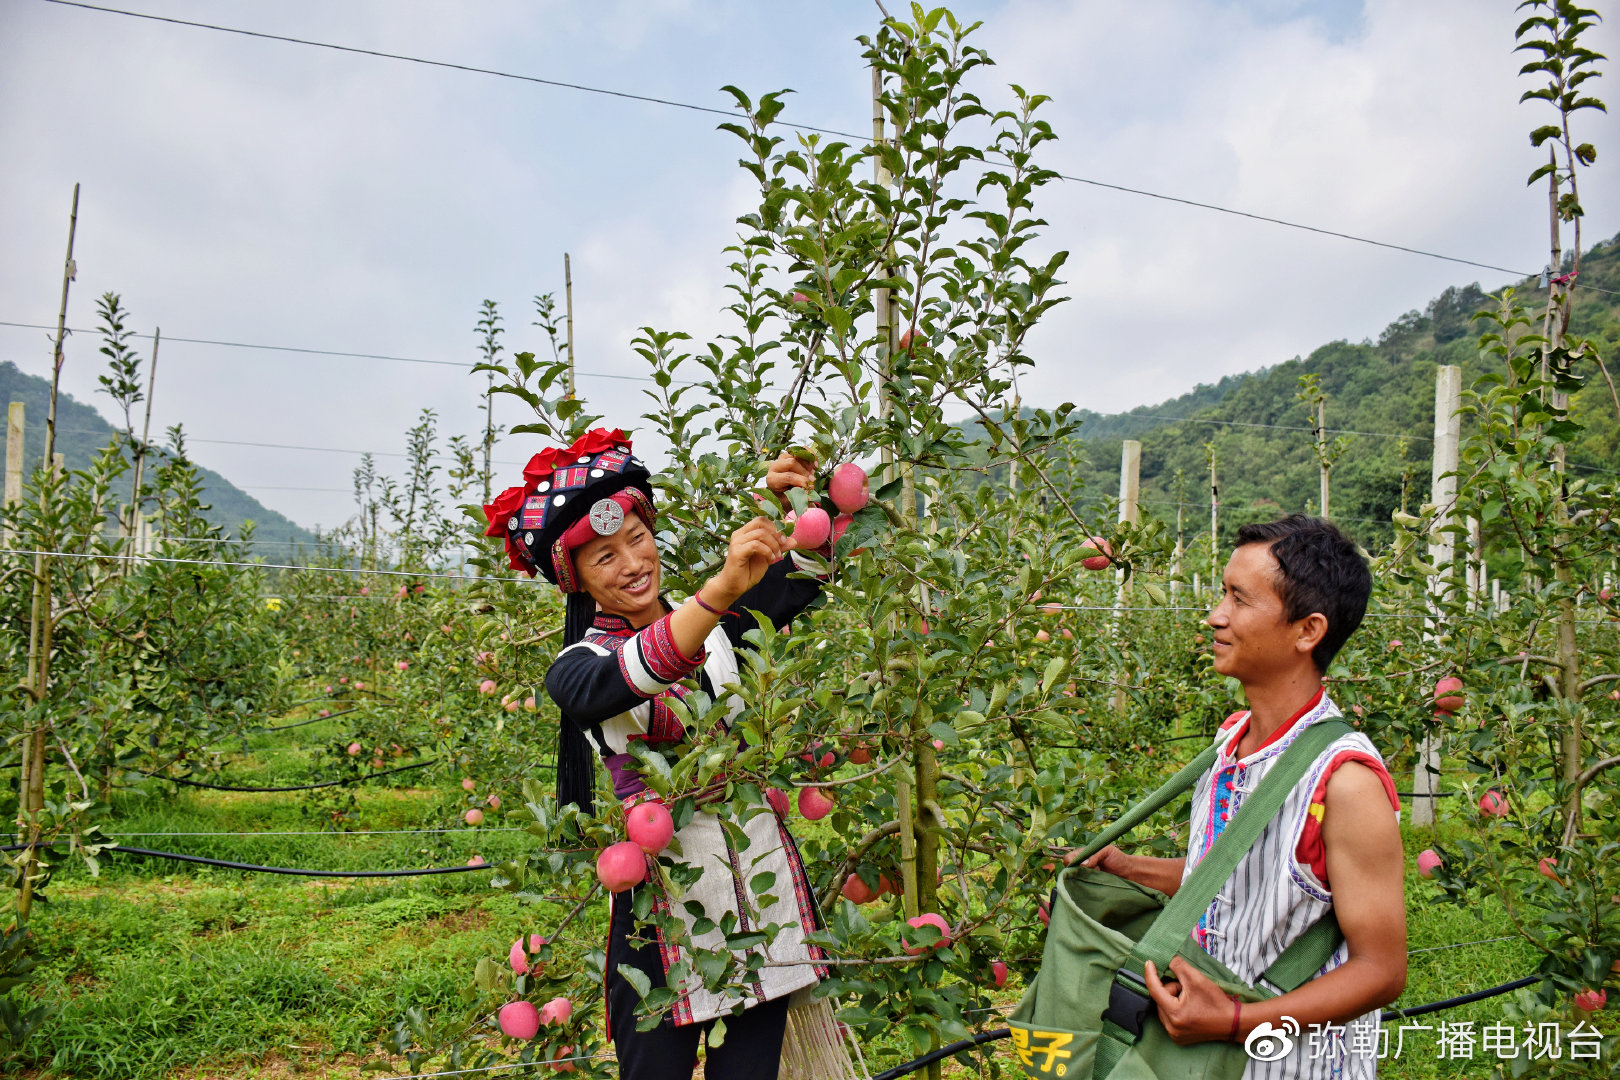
[588,498,625,535]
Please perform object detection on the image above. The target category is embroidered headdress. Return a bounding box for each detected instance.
[481,428,655,593]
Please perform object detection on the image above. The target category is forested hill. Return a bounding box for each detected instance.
[1025,231,1620,549]
[0,361,316,548]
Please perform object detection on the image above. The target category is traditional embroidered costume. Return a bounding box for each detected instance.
[483,430,840,1080]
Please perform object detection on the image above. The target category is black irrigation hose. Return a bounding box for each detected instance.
[0,842,496,878]
[1397,791,1462,798]
[142,757,436,792]
[259,705,362,732]
[1380,975,1543,1020]
[872,975,1547,1079]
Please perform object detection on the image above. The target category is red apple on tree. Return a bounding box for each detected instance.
[766,787,791,817]
[1079,537,1112,571]
[787,506,832,550]
[596,841,648,893]
[626,801,675,854]
[510,934,547,975]
[829,463,870,513]
[1574,988,1606,1013]
[1432,677,1465,713]
[464,808,485,826]
[903,912,951,954]
[1417,849,1442,878]
[841,874,879,905]
[991,960,1009,988]
[498,1000,540,1039]
[539,997,574,1026]
[798,787,835,821]
[1478,790,1508,818]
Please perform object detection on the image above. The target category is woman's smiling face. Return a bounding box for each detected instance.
[575,516,662,627]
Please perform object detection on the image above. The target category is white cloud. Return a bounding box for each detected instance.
[0,0,1613,533]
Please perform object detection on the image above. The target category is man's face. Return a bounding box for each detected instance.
[1206,542,1309,683]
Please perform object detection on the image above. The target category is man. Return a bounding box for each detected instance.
[1073,515,1406,1078]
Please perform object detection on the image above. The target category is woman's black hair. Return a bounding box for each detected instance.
[555,591,599,814]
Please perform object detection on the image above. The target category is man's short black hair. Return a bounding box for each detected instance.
[1234,514,1372,673]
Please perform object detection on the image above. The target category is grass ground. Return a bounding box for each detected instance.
[7,717,1545,1079]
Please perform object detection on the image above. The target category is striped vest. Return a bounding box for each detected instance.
[1183,693,1386,1079]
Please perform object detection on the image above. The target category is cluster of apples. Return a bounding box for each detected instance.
[783,462,870,550]
[595,801,675,893]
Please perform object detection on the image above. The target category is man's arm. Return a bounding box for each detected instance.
[1067,844,1186,896]
[1143,761,1408,1043]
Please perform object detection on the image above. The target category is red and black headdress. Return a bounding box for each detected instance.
[481,428,655,593]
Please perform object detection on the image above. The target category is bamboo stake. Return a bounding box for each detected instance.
[1112,441,1140,714]
[564,253,576,400]
[19,183,79,925]
[125,327,160,547]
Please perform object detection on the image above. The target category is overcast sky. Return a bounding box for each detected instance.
[2,0,1615,536]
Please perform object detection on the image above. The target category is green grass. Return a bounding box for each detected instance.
[3,729,1567,1079]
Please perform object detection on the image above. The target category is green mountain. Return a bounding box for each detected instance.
[1,360,316,548]
[1022,231,1620,550]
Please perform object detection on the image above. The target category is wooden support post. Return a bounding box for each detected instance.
[1207,444,1219,584]
[563,254,576,400]
[4,402,21,544]
[1412,365,1461,829]
[1112,441,1140,712]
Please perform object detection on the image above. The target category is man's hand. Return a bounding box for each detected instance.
[1067,843,1131,874]
[1144,956,1236,1045]
[1064,844,1186,896]
[766,451,815,509]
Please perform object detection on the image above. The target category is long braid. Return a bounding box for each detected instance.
[555,592,598,814]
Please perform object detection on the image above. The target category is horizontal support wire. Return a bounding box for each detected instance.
[142,757,435,792]
[32,0,1620,298]
[1,841,499,877]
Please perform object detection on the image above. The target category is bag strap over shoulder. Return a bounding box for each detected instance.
[1074,743,1221,864]
[1128,717,1351,973]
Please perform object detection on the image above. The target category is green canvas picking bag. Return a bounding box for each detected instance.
[1006,719,1351,1080]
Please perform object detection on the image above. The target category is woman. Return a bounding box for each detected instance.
[482,428,836,1080]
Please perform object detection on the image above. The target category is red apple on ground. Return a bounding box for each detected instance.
[1574,988,1606,1012]
[798,787,835,821]
[766,788,791,817]
[991,960,1009,988]
[540,997,574,1026]
[829,463,870,513]
[464,808,485,826]
[903,913,951,954]
[498,1000,540,1039]
[1478,790,1508,818]
[626,801,675,854]
[1079,538,1112,571]
[596,841,648,893]
[1417,849,1442,878]
[509,934,547,975]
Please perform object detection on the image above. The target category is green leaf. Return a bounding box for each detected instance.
[1041,656,1071,695]
[927,721,960,747]
[617,963,652,1000]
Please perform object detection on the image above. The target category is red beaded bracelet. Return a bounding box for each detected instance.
[692,590,735,619]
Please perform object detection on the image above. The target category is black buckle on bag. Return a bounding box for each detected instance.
[1101,970,1154,1039]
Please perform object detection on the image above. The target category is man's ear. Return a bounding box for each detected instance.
[1296,612,1329,657]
